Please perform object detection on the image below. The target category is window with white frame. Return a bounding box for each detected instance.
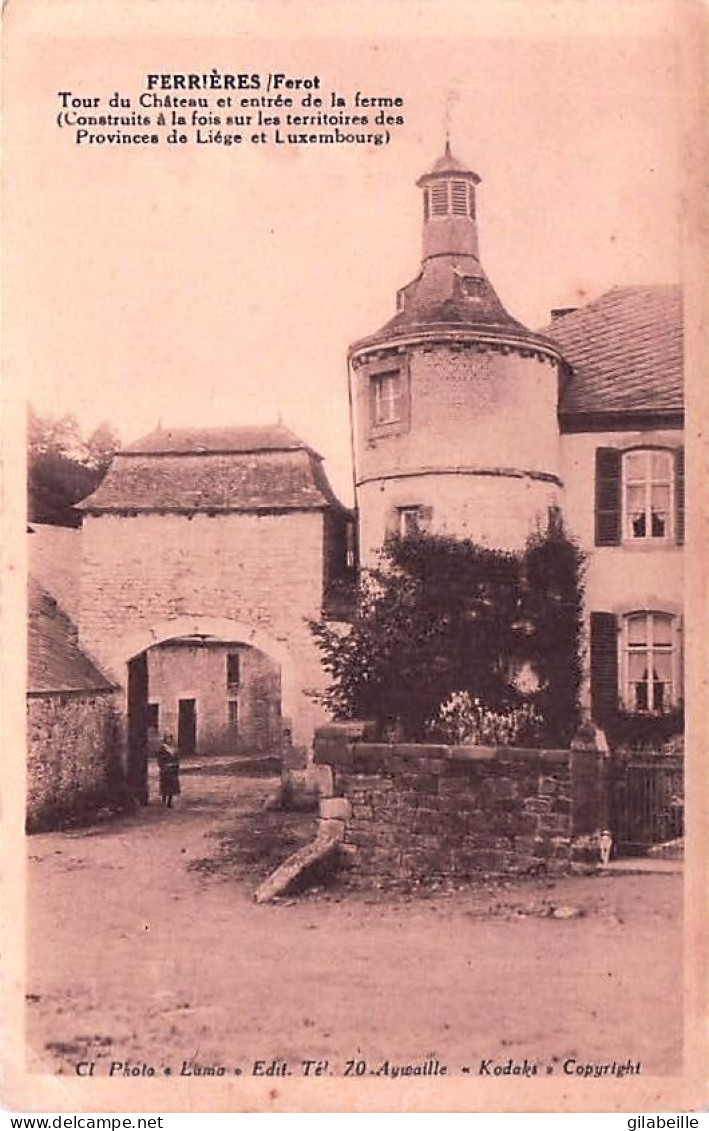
[397,506,421,537]
[623,611,679,713]
[371,371,401,425]
[623,449,673,541]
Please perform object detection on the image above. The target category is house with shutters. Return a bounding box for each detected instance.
[348,144,684,731]
[548,285,684,727]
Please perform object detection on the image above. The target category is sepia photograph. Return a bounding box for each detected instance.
[2,0,707,1115]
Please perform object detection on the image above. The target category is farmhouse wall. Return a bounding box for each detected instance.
[148,641,280,754]
[27,691,120,830]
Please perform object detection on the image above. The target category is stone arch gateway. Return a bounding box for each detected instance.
[102,616,304,801]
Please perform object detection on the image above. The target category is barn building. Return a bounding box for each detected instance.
[75,424,353,794]
[27,577,119,829]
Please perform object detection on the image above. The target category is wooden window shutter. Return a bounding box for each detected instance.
[595,448,622,546]
[675,446,685,545]
[590,612,619,725]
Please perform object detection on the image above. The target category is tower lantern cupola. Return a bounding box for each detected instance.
[416,140,481,262]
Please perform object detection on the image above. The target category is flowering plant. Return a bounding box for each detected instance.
[428,690,546,747]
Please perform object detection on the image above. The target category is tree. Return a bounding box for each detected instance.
[310,518,585,745]
[27,407,119,527]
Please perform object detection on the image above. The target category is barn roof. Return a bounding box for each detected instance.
[121,422,306,455]
[78,423,348,515]
[28,577,113,695]
[543,285,683,422]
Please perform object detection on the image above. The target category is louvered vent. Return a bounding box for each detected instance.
[430,183,449,216]
[451,181,468,215]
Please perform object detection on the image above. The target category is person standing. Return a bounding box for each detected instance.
[157,733,180,808]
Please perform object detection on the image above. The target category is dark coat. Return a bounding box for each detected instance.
[157,743,180,797]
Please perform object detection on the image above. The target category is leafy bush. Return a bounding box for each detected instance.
[310,513,585,745]
[604,706,684,753]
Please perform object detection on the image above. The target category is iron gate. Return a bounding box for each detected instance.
[610,754,684,856]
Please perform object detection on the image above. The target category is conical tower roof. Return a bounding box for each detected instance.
[350,146,559,359]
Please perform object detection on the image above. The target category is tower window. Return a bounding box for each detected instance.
[397,505,432,537]
[423,189,430,221]
[371,371,401,425]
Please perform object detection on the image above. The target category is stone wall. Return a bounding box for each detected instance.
[79,510,332,746]
[27,690,121,830]
[314,725,605,884]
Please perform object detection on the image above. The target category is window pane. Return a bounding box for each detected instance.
[630,511,647,538]
[651,485,670,511]
[626,484,645,512]
[651,652,673,680]
[652,680,667,713]
[372,372,400,423]
[650,485,669,537]
[652,615,673,646]
[651,451,672,479]
[226,653,240,687]
[628,651,648,680]
[625,452,647,480]
[650,510,667,538]
[627,615,648,645]
[634,681,648,711]
[399,508,420,536]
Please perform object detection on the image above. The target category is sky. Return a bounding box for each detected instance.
[5,1,684,503]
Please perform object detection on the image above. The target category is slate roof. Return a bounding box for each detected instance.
[351,257,560,357]
[121,423,306,455]
[79,424,347,514]
[544,285,683,419]
[28,577,113,695]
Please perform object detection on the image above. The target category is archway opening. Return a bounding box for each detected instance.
[123,624,287,804]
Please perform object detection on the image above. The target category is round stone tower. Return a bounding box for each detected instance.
[348,143,564,565]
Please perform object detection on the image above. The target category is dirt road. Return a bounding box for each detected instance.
[26,761,683,1080]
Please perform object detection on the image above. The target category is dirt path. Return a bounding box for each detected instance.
[27,762,683,1080]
